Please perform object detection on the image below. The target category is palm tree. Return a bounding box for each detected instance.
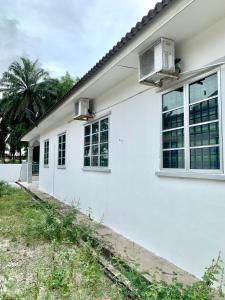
[0,57,57,122]
[0,112,9,163]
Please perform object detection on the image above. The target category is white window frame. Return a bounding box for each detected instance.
[57,132,66,168]
[83,114,110,172]
[160,68,223,175]
[43,139,49,167]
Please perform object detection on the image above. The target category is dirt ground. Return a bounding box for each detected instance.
[0,238,50,292]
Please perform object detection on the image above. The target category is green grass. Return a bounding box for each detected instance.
[0,183,44,240]
[0,181,224,300]
[0,182,125,299]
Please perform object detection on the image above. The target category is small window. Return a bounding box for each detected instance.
[162,87,184,168]
[161,72,221,171]
[84,117,109,168]
[44,140,49,166]
[58,133,66,167]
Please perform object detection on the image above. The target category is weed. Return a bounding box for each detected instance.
[0,181,15,197]
[111,253,225,299]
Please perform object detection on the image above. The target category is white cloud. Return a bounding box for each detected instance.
[0,0,158,78]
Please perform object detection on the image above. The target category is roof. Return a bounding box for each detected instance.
[22,0,176,139]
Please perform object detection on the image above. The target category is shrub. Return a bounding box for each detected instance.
[0,181,16,197]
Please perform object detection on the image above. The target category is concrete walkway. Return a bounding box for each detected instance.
[19,182,197,286]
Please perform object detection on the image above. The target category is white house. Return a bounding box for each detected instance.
[21,0,225,278]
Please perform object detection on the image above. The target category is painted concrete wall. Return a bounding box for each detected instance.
[39,17,225,278]
[0,164,22,182]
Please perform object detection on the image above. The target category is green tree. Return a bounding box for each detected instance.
[55,71,77,99]
[59,71,76,96]
[7,122,27,163]
[43,71,77,108]
[0,57,57,122]
[0,58,77,163]
[0,112,9,163]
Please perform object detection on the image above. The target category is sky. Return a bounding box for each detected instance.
[0,0,158,79]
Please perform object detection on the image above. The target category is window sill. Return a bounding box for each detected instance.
[82,167,111,173]
[156,170,225,181]
[43,165,49,168]
[57,165,66,169]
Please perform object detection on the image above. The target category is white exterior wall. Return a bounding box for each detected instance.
[0,164,22,182]
[39,18,225,278]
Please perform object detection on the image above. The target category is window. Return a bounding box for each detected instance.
[58,133,66,167]
[162,87,184,168]
[84,117,109,168]
[162,72,221,171]
[44,139,49,166]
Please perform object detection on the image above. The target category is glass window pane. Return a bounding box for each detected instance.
[100,143,108,155]
[162,87,183,111]
[190,122,219,147]
[62,134,66,143]
[163,129,184,149]
[85,125,91,136]
[100,131,108,143]
[92,156,99,167]
[62,157,65,165]
[92,133,98,144]
[189,98,218,125]
[84,136,90,146]
[210,146,220,169]
[84,157,90,166]
[163,150,184,168]
[84,146,91,156]
[100,155,108,167]
[190,146,220,169]
[209,122,219,145]
[163,108,184,130]
[209,98,219,120]
[100,118,108,131]
[92,122,99,134]
[189,73,218,103]
[92,145,98,155]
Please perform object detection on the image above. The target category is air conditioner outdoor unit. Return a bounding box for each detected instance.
[139,38,178,86]
[74,98,93,121]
